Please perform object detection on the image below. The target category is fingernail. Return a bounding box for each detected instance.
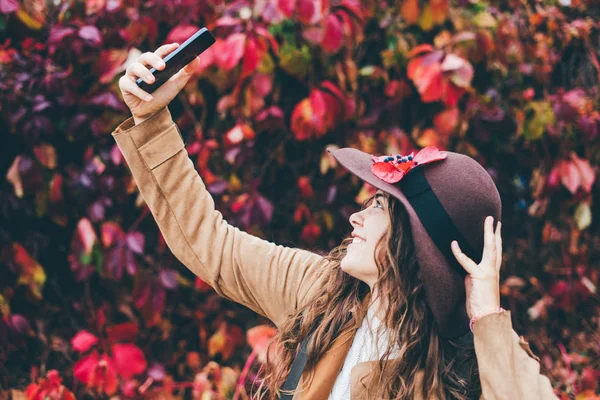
[145,95,153,101]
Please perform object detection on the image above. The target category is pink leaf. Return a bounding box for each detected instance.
[78,26,102,46]
[159,269,178,289]
[112,344,147,379]
[126,232,144,254]
[371,162,405,183]
[0,0,18,14]
[570,152,596,193]
[440,53,465,71]
[71,330,99,353]
[558,160,581,195]
[321,14,344,53]
[77,218,97,255]
[247,325,277,363]
[277,0,294,17]
[166,24,200,45]
[214,16,240,28]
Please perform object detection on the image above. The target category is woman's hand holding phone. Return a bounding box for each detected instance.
[118,43,199,125]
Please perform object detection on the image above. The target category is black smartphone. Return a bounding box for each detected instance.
[136,27,216,94]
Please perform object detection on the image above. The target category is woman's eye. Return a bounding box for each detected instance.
[375,200,383,208]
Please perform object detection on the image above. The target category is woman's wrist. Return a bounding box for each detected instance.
[469,307,505,332]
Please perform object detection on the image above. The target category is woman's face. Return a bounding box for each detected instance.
[340,190,391,288]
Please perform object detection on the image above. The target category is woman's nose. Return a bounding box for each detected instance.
[349,211,363,228]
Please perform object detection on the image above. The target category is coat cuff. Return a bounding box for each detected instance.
[473,310,540,361]
[112,108,185,170]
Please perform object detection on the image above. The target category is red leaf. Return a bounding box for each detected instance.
[300,222,321,246]
[440,79,464,107]
[407,54,443,103]
[370,162,405,183]
[413,146,448,165]
[241,37,261,78]
[321,14,344,53]
[73,353,98,385]
[195,277,213,292]
[215,33,246,70]
[106,322,139,343]
[112,344,147,379]
[298,0,321,24]
[407,44,434,58]
[101,222,123,248]
[247,325,277,363]
[71,330,99,353]
[298,176,314,198]
[433,107,459,137]
[97,49,128,84]
[166,24,200,45]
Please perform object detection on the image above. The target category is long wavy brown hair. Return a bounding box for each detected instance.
[255,192,481,399]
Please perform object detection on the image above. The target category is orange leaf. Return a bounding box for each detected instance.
[433,107,459,137]
[400,0,419,24]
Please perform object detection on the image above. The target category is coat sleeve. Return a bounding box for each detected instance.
[111,107,329,327]
[473,310,558,400]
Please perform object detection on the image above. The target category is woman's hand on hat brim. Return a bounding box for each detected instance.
[450,216,502,320]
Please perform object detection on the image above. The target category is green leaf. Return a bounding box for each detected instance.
[280,44,311,79]
[524,101,555,140]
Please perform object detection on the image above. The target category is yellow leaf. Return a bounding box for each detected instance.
[473,12,497,29]
[574,202,592,231]
[321,211,334,232]
[16,9,43,30]
[355,183,377,205]
[6,156,23,198]
[0,294,10,317]
[418,5,434,31]
[13,243,47,300]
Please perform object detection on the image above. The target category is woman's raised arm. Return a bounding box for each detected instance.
[114,44,329,327]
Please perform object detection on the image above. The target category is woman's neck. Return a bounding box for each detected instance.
[368,287,389,321]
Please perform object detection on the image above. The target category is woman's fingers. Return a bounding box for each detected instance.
[480,216,497,270]
[129,63,156,84]
[154,42,179,58]
[119,75,153,101]
[451,240,478,275]
[495,221,502,272]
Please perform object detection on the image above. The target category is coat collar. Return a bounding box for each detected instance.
[291,294,371,399]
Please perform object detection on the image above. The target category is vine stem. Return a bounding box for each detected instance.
[233,349,257,400]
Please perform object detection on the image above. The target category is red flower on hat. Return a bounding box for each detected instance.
[370,146,447,184]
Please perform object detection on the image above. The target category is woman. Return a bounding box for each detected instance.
[114,43,557,399]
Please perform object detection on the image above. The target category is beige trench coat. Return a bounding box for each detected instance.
[111,107,558,400]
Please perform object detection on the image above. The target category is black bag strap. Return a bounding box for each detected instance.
[279,335,311,399]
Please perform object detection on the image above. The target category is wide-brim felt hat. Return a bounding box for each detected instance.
[327,146,502,339]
